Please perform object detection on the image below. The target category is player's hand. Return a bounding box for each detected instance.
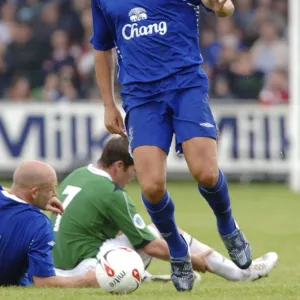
[83,269,99,287]
[202,0,234,17]
[46,197,64,215]
[192,249,214,273]
[104,104,127,137]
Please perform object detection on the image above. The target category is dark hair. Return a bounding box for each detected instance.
[98,136,134,169]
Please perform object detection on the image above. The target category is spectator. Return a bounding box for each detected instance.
[77,43,95,98]
[251,21,288,75]
[234,0,254,31]
[259,69,288,105]
[212,77,233,100]
[227,51,264,99]
[8,76,31,101]
[0,3,16,45]
[17,0,42,24]
[5,22,45,89]
[43,29,75,74]
[201,29,221,68]
[59,1,84,43]
[58,81,78,102]
[32,2,62,56]
[42,73,60,102]
[212,43,238,88]
[216,18,241,46]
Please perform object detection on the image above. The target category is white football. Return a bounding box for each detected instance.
[96,247,144,294]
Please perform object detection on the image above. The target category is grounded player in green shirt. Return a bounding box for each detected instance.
[52,137,278,282]
[52,163,154,270]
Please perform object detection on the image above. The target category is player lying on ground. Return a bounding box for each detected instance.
[52,137,278,282]
[0,161,97,287]
[91,0,250,292]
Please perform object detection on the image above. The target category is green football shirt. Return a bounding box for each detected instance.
[51,164,156,269]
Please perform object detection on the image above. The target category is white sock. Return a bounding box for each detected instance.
[182,232,250,281]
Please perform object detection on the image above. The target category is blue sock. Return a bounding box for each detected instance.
[142,192,188,258]
[198,169,236,236]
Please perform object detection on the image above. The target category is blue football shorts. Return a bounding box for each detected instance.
[125,86,217,154]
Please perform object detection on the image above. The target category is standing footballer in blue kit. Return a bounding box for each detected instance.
[90,0,252,292]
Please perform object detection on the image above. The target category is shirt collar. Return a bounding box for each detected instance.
[87,164,113,181]
[1,190,28,204]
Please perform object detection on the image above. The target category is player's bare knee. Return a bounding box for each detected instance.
[141,179,166,203]
[193,168,219,188]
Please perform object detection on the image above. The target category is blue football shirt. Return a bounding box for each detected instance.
[90,0,213,110]
[0,185,56,286]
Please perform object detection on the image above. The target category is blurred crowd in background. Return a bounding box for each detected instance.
[0,0,288,104]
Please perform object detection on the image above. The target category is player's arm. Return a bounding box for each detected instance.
[90,0,115,108]
[29,217,97,288]
[107,191,159,249]
[33,271,97,288]
[141,237,170,260]
[94,49,115,108]
[200,0,234,17]
[91,0,126,136]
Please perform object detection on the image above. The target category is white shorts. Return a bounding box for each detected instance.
[55,225,159,277]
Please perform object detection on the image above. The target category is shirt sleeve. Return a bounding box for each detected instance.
[28,216,56,278]
[107,190,156,249]
[90,0,115,51]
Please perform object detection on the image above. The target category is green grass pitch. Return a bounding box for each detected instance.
[1,181,300,299]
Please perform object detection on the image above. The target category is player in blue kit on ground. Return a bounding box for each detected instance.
[0,160,97,287]
[90,0,251,291]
